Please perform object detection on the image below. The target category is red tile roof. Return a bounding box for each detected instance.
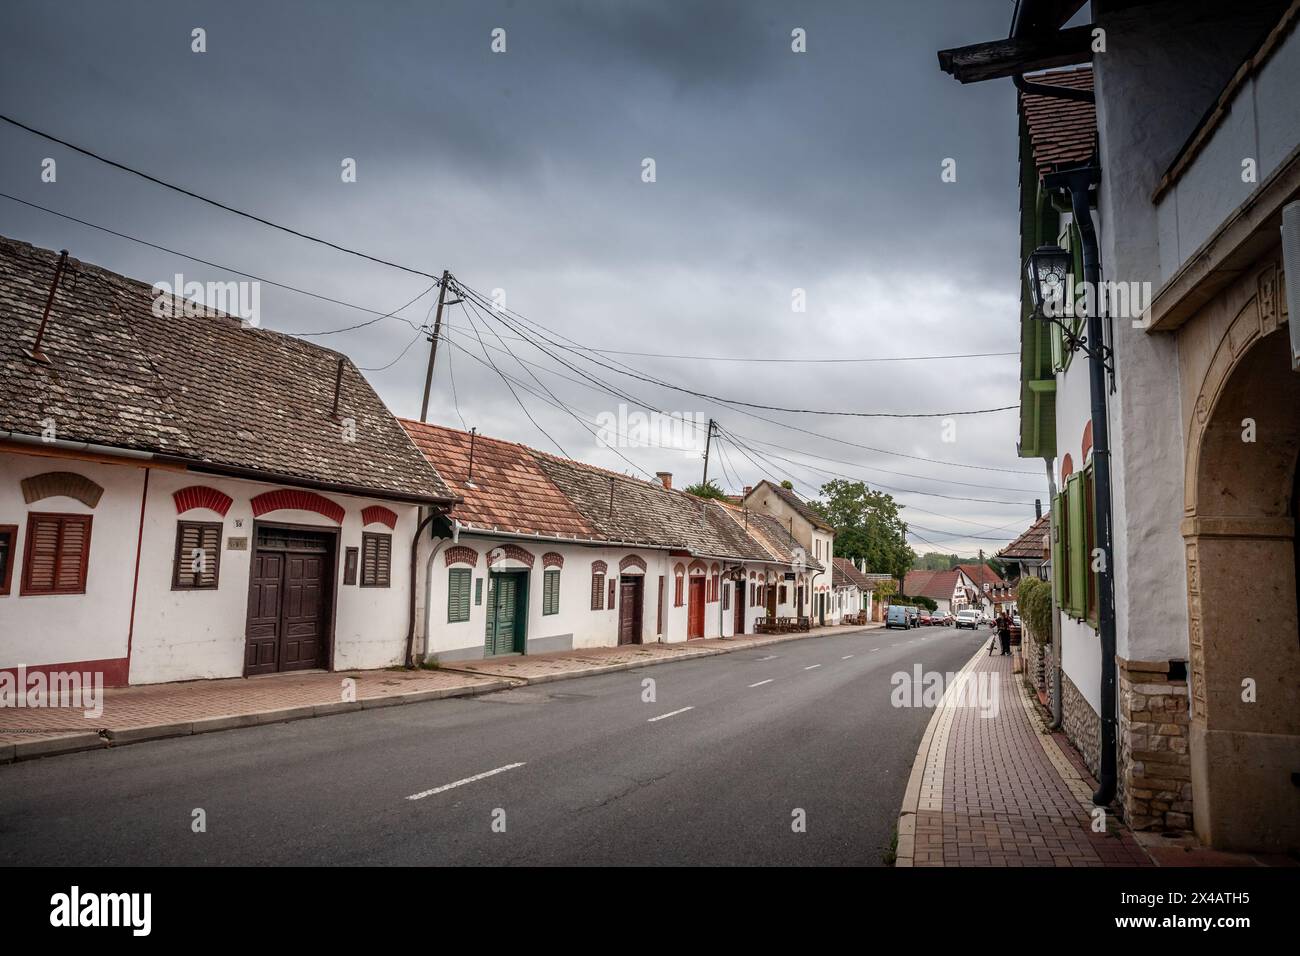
[1020,66,1095,181]
[904,569,962,603]
[400,420,595,539]
[832,557,873,590]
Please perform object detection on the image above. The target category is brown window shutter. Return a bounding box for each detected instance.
[173,520,222,589]
[23,513,92,595]
[591,571,604,610]
[361,532,392,588]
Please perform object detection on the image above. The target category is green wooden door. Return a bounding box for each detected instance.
[485,572,527,655]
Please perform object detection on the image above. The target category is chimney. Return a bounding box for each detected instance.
[656,472,672,490]
[742,485,752,496]
[1034,498,1042,520]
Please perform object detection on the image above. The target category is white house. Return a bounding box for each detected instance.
[831,557,874,622]
[402,422,818,660]
[740,480,838,624]
[0,236,456,686]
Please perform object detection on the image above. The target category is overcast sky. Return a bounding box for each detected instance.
[0,0,1045,558]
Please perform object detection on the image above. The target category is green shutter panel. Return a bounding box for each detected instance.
[543,569,560,615]
[1050,493,1065,608]
[1067,473,1087,619]
[448,568,471,622]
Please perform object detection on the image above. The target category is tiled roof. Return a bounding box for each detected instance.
[904,569,961,603]
[955,563,1007,588]
[750,480,835,532]
[0,236,452,503]
[400,421,594,538]
[1020,66,1096,180]
[998,515,1050,561]
[718,503,824,571]
[832,557,873,590]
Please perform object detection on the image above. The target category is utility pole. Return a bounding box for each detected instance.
[419,270,452,423]
[700,418,715,487]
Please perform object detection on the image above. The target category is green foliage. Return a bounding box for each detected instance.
[779,479,794,490]
[684,479,727,501]
[811,479,915,580]
[1017,576,1052,644]
[913,551,1007,577]
[892,594,937,612]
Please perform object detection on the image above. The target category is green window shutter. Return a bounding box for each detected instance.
[1067,473,1087,619]
[448,568,471,622]
[1051,492,1065,607]
[543,569,560,615]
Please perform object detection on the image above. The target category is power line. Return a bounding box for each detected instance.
[587,347,1019,364]
[0,191,439,335]
[0,114,444,281]
[455,281,1014,419]
[357,325,427,372]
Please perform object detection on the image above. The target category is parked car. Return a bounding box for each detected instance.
[917,609,934,626]
[886,605,911,629]
[940,612,954,626]
[905,606,920,627]
[955,609,980,629]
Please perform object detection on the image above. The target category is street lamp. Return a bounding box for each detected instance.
[1025,244,1070,318]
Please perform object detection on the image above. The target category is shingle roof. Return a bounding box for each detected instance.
[716,502,824,571]
[832,557,873,590]
[749,480,834,532]
[955,563,1007,588]
[400,420,594,538]
[1019,66,1096,180]
[0,237,452,503]
[904,569,962,603]
[998,515,1050,561]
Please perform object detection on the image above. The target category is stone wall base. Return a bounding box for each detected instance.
[1118,657,1193,833]
[1061,671,1101,778]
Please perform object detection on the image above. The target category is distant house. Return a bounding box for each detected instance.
[0,237,456,686]
[740,480,837,624]
[831,557,875,621]
[998,514,1050,582]
[954,563,1014,615]
[401,422,817,660]
[902,569,968,617]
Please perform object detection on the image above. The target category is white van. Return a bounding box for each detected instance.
[955,609,980,629]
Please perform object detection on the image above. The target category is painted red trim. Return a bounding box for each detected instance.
[250,488,345,524]
[1081,420,1093,463]
[1061,453,1075,480]
[361,505,399,529]
[173,485,233,517]
[542,551,564,568]
[590,559,608,574]
[126,468,150,679]
[1,657,132,688]
[444,545,479,567]
[618,554,646,573]
[487,544,535,568]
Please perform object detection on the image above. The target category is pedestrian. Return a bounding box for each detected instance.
[996,612,1011,656]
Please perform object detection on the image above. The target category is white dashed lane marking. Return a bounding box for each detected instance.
[804,664,821,670]
[748,679,774,688]
[406,762,526,801]
[842,654,854,660]
[648,706,695,722]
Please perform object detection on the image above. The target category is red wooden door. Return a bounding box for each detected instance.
[733,583,745,635]
[618,578,642,645]
[280,553,326,670]
[688,577,706,639]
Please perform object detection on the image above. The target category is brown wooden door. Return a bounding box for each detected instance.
[734,582,745,635]
[766,582,778,619]
[688,576,706,639]
[245,551,283,675]
[245,528,332,675]
[618,577,642,645]
[280,553,326,670]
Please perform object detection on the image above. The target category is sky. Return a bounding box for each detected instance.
[0,0,1046,559]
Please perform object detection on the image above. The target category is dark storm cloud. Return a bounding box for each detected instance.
[0,0,1044,555]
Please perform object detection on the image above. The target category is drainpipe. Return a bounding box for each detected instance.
[1045,459,1064,731]
[1052,163,1119,807]
[405,507,443,668]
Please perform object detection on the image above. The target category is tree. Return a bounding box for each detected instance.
[684,479,727,501]
[810,479,915,580]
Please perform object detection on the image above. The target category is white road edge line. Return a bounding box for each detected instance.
[804,664,822,670]
[406,762,526,801]
[748,679,774,688]
[648,706,695,722]
[755,655,778,661]
[842,654,854,659]
[871,647,881,652]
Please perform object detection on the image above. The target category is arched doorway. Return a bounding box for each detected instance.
[1184,321,1300,851]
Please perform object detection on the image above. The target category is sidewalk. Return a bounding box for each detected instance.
[1,622,881,762]
[896,644,1151,867]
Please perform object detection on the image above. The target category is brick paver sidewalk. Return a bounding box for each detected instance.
[897,645,1150,867]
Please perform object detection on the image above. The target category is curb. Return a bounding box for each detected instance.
[2,678,515,764]
[893,642,987,867]
[439,624,887,686]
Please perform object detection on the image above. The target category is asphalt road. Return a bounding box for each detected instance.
[0,624,990,866]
